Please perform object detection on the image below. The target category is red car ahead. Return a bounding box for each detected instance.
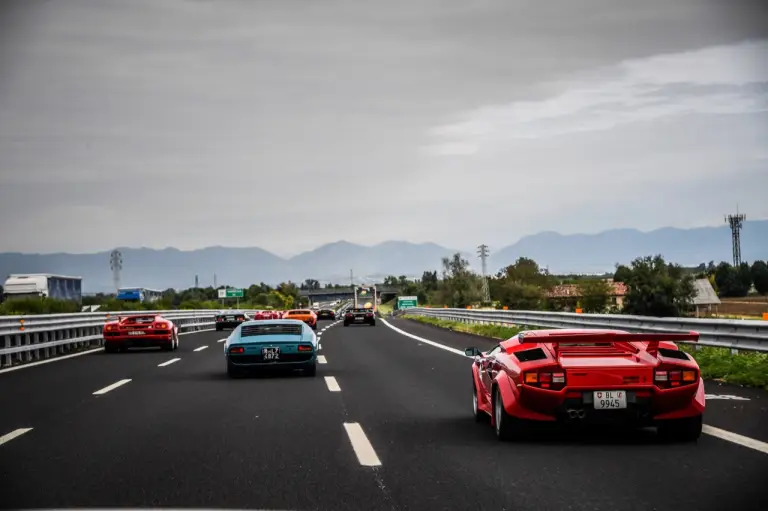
[253,310,280,320]
[103,314,179,353]
[465,329,704,442]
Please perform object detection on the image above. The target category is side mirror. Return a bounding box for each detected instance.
[464,347,482,357]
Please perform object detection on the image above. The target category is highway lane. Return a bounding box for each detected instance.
[1,317,766,510]
[390,317,768,443]
[318,317,767,511]
[0,329,222,434]
[1,323,383,510]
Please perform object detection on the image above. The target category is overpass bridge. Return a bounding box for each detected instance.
[298,286,399,302]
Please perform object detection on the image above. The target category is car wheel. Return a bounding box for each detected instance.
[657,414,702,442]
[473,382,486,422]
[305,363,317,377]
[104,342,117,353]
[494,386,520,441]
[227,360,242,378]
[343,322,349,327]
[216,325,222,331]
[370,321,376,327]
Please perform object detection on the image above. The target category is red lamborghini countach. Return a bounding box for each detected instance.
[465,329,704,442]
[103,314,179,353]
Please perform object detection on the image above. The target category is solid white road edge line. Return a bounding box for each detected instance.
[0,329,216,375]
[703,425,768,455]
[0,428,33,446]
[325,376,341,392]
[193,346,208,352]
[318,355,328,364]
[344,422,382,466]
[158,358,181,367]
[382,317,768,455]
[93,379,132,395]
[380,317,465,356]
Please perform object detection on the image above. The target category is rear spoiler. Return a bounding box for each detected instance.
[519,331,699,354]
[117,314,158,322]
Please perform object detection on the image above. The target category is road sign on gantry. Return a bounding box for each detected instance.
[397,296,418,309]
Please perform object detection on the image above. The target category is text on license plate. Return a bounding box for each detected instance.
[593,390,627,409]
[128,331,146,335]
[262,347,280,361]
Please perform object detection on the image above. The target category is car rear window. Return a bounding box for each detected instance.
[289,310,311,315]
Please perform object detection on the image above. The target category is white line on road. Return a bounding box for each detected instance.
[318,355,327,364]
[217,338,227,343]
[93,379,131,395]
[703,425,768,455]
[318,343,322,350]
[384,317,768,456]
[158,358,181,367]
[343,422,382,466]
[193,346,208,352]
[325,376,341,392]
[380,317,465,356]
[0,428,33,446]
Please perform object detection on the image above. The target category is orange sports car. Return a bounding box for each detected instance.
[283,309,318,330]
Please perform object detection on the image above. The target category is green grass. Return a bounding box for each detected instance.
[403,314,768,390]
[402,314,522,340]
[377,301,394,316]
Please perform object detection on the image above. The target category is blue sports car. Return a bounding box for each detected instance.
[224,319,318,378]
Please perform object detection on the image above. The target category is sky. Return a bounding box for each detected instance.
[1,0,767,256]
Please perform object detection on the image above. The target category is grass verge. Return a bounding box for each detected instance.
[403,315,768,390]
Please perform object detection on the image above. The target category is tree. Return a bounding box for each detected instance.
[714,262,750,297]
[751,260,768,295]
[613,264,632,283]
[420,271,438,292]
[620,255,695,317]
[434,253,483,307]
[383,276,398,286]
[577,279,613,313]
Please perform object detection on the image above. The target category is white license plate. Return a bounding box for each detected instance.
[262,347,280,361]
[128,331,146,336]
[593,390,627,409]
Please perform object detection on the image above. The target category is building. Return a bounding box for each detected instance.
[2,274,83,302]
[547,280,628,311]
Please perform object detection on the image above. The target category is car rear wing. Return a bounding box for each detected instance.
[117,314,158,323]
[519,330,699,355]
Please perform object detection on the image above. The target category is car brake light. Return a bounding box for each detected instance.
[297,345,313,352]
[154,322,168,329]
[523,370,566,390]
[105,324,115,331]
[229,346,244,354]
[654,367,697,388]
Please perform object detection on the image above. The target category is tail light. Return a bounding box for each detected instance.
[229,346,245,354]
[154,322,168,329]
[654,366,698,388]
[105,324,115,331]
[297,345,313,352]
[366,313,373,317]
[216,317,223,322]
[523,369,566,390]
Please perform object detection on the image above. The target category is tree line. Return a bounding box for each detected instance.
[379,254,768,318]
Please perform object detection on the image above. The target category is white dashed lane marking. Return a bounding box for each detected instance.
[318,355,328,364]
[0,428,33,446]
[193,346,208,352]
[93,379,131,395]
[158,358,181,367]
[324,376,341,392]
[344,423,382,466]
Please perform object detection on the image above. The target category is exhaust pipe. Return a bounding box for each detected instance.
[567,409,586,419]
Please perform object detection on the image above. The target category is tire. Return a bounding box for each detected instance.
[657,414,702,442]
[162,340,174,351]
[227,360,243,378]
[311,323,317,331]
[473,382,485,422]
[493,386,520,441]
[344,322,349,327]
[216,325,222,332]
[104,342,118,353]
[370,321,376,327]
[173,332,179,350]
[305,363,317,377]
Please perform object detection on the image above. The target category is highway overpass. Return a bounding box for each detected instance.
[298,285,399,302]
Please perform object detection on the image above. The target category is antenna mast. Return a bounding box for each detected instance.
[109,249,122,294]
[725,208,746,267]
[477,244,491,302]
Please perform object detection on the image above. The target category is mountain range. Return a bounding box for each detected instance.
[1,221,766,293]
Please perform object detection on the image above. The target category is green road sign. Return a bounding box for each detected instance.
[397,296,418,309]
[218,288,244,298]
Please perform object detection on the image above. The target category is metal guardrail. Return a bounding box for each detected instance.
[402,308,768,353]
[0,310,218,368]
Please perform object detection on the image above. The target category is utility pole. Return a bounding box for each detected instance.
[195,275,199,288]
[109,250,122,294]
[213,273,217,288]
[477,244,491,303]
[725,207,746,267]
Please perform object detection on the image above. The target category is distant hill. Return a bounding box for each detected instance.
[1,221,766,291]
[490,220,768,274]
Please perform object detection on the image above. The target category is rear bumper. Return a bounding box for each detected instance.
[344,317,374,325]
[216,322,243,329]
[104,334,173,348]
[500,380,705,425]
[227,352,316,369]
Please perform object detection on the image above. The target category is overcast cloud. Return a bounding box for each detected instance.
[1,0,766,255]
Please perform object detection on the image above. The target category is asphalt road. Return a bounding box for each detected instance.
[1,318,766,510]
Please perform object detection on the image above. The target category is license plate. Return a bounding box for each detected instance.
[593,390,627,409]
[128,331,146,336]
[226,317,235,321]
[262,347,280,361]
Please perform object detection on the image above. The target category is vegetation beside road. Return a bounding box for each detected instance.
[402,315,768,389]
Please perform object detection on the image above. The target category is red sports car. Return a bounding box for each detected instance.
[465,329,704,442]
[103,314,179,353]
